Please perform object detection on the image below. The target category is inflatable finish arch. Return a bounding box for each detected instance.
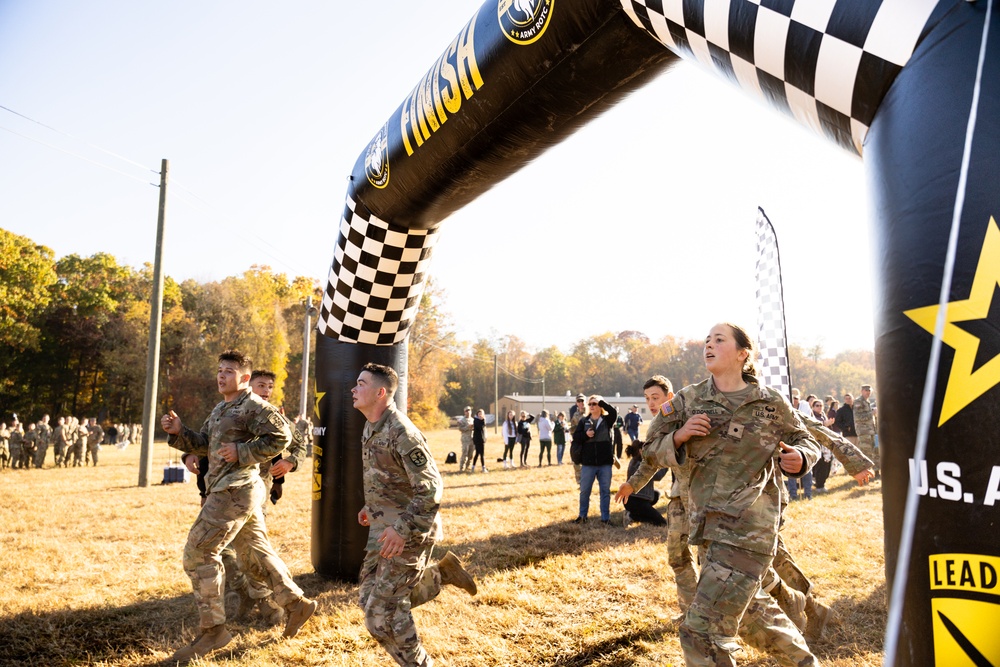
[311,2,999,664]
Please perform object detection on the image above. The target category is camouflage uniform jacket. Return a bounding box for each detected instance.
[53,424,70,448]
[37,423,52,446]
[21,429,38,453]
[628,410,692,501]
[362,402,443,552]
[800,412,874,476]
[633,376,821,555]
[260,412,308,479]
[9,427,23,452]
[854,395,877,436]
[0,424,9,455]
[456,415,475,447]
[88,424,104,448]
[168,387,291,494]
[281,414,307,469]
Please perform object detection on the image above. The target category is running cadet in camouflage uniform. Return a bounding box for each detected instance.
[241,369,309,623]
[456,407,475,473]
[854,384,878,475]
[161,350,316,664]
[757,413,875,648]
[618,324,821,667]
[623,375,698,618]
[353,363,477,667]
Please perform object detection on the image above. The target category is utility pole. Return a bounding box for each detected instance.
[493,354,499,434]
[298,295,318,420]
[542,375,546,413]
[139,159,168,487]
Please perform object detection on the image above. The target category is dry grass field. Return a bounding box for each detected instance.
[0,427,886,666]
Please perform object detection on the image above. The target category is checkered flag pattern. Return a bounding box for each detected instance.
[755,207,791,399]
[618,0,940,155]
[317,195,440,345]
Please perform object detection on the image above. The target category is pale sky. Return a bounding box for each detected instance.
[0,1,875,356]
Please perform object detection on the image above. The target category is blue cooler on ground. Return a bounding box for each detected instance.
[162,463,190,484]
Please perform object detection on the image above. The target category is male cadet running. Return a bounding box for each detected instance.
[161,350,316,663]
[353,362,477,667]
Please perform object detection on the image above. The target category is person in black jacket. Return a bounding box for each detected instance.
[572,396,618,524]
[516,411,535,467]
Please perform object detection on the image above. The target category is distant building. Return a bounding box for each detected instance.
[497,392,650,420]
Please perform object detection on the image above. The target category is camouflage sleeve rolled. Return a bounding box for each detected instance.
[282,424,308,471]
[237,405,292,466]
[783,407,823,478]
[169,416,212,456]
[625,458,662,495]
[392,426,443,543]
[801,413,874,475]
[641,397,688,471]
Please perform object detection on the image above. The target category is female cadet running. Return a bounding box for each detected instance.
[616,323,821,666]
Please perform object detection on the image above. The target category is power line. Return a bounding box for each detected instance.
[0,124,156,186]
[0,104,155,174]
[1,103,312,279]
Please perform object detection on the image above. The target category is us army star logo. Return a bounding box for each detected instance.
[314,381,325,420]
[904,216,1000,425]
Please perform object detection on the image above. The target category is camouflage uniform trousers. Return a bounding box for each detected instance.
[766,534,811,596]
[34,443,49,469]
[86,444,100,466]
[69,443,84,467]
[856,435,878,473]
[0,444,9,469]
[667,496,698,613]
[232,464,282,602]
[358,544,443,667]
[19,443,36,469]
[459,438,475,472]
[182,478,303,629]
[681,541,817,667]
[9,441,21,469]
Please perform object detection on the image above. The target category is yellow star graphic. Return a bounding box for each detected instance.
[314,380,326,420]
[904,216,1000,425]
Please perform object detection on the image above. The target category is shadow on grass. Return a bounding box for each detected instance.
[0,573,351,667]
[548,623,677,667]
[443,510,665,572]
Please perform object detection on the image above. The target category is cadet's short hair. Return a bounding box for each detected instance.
[643,375,673,394]
[219,350,252,374]
[250,370,277,382]
[362,363,398,397]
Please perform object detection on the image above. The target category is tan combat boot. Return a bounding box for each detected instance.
[804,595,834,642]
[258,597,285,626]
[772,581,808,632]
[231,588,256,621]
[170,624,232,663]
[438,551,477,595]
[282,597,317,638]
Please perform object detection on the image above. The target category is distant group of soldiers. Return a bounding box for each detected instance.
[0,415,141,470]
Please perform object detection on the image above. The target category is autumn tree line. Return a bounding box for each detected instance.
[2,228,876,432]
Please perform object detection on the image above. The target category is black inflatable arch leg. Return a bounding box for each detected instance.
[866,3,1000,665]
[311,336,407,580]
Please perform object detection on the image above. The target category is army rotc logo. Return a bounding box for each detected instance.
[498,0,553,45]
[365,124,390,189]
[929,554,1000,664]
